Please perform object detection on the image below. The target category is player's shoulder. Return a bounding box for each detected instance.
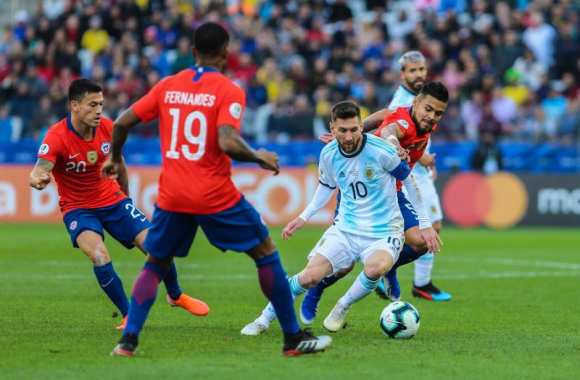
[365,133,397,155]
[320,139,339,159]
[386,107,413,130]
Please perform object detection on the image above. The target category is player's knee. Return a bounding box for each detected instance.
[246,237,277,260]
[90,244,110,266]
[299,271,322,289]
[365,256,393,278]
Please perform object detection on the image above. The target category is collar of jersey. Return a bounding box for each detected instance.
[401,84,417,96]
[191,66,220,81]
[66,113,95,140]
[338,133,367,158]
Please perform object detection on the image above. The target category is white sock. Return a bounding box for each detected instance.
[258,275,306,324]
[414,252,434,287]
[338,271,380,308]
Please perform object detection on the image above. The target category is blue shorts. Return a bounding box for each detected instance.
[63,198,150,249]
[144,196,269,260]
[397,191,419,231]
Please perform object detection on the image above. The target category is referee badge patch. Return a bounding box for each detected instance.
[87,151,98,164]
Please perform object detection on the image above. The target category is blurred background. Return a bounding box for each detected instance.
[0,0,578,227]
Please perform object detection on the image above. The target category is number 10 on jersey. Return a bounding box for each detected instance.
[166,108,207,161]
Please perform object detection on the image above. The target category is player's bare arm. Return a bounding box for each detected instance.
[362,108,390,133]
[115,157,129,195]
[103,109,140,178]
[218,125,279,175]
[29,158,54,190]
[418,152,436,168]
[378,123,409,161]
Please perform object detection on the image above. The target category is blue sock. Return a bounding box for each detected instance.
[305,273,341,300]
[255,252,300,335]
[393,244,426,269]
[93,262,129,316]
[124,262,168,337]
[163,262,182,300]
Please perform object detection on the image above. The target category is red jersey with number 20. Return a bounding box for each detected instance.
[131,67,245,214]
[37,115,125,214]
[375,107,437,191]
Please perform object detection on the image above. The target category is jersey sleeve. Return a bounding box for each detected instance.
[131,79,166,123]
[37,130,64,163]
[318,149,337,189]
[216,83,246,131]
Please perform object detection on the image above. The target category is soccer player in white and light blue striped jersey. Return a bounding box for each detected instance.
[241,101,411,336]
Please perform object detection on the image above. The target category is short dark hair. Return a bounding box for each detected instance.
[68,79,102,102]
[419,81,449,103]
[194,22,230,56]
[330,100,360,122]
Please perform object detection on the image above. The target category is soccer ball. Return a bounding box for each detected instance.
[379,301,420,339]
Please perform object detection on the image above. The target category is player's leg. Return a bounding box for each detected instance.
[300,192,347,322]
[133,229,209,316]
[375,192,428,300]
[324,235,401,332]
[412,219,452,301]
[63,210,130,325]
[199,197,331,355]
[112,207,196,357]
[242,227,353,334]
[241,253,334,336]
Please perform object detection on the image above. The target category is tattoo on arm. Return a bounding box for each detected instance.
[218,126,261,163]
[35,158,55,173]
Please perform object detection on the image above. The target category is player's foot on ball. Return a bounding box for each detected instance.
[412,281,452,302]
[300,289,321,325]
[283,329,332,356]
[240,319,270,336]
[167,294,209,316]
[111,334,138,357]
[323,302,349,332]
[115,315,127,331]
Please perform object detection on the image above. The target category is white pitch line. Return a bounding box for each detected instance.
[1,270,579,282]
[441,256,580,270]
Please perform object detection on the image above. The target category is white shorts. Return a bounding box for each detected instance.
[412,174,443,223]
[307,225,404,275]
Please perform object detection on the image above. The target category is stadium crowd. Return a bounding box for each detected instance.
[0,0,578,145]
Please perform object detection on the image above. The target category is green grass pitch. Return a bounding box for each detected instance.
[1,224,579,379]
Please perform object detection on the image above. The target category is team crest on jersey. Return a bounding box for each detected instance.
[38,144,49,155]
[101,142,111,154]
[229,102,243,120]
[365,167,375,180]
[397,119,409,129]
[87,151,98,164]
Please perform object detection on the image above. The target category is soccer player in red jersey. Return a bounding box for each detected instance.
[29,79,208,331]
[105,22,331,357]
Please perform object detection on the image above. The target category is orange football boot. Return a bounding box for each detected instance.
[167,294,209,316]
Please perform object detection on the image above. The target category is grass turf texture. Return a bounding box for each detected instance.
[1,224,579,380]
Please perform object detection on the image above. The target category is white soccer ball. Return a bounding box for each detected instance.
[379,301,420,339]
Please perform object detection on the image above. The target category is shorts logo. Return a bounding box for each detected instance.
[229,102,243,120]
[101,142,111,154]
[87,151,98,164]
[397,120,409,129]
[38,144,49,155]
[69,221,78,231]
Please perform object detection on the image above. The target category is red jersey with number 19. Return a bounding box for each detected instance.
[37,115,126,214]
[131,67,244,214]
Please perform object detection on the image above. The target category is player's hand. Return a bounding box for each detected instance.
[419,227,443,253]
[398,147,410,162]
[256,149,279,175]
[282,217,306,240]
[29,172,51,190]
[430,165,438,181]
[319,133,335,144]
[101,157,122,179]
[421,153,436,168]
